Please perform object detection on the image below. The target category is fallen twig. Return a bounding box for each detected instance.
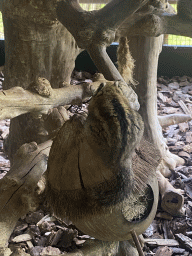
[156,170,184,216]
[158,114,192,127]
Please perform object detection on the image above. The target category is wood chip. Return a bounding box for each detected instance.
[12,234,32,243]
[144,239,179,247]
[26,240,33,249]
[179,122,189,132]
[175,233,192,252]
[168,82,179,90]
[186,231,192,236]
[186,132,192,143]
[178,151,191,158]
[156,212,173,220]
[155,246,172,256]
[36,214,56,226]
[49,229,63,246]
[183,144,192,153]
[171,247,185,254]
[178,100,191,115]
[73,237,86,245]
[158,92,169,103]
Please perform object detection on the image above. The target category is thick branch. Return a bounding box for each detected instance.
[0,140,52,249]
[164,15,192,38]
[87,45,123,81]
[0,83,96,120]
[56,0,149,48]
[0,78,140,120]
[56,0,149,81]
[117,13,192,38]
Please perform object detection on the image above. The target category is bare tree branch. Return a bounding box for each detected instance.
[158,114,192,128]
[0,77,140,120]
[56,0,149,81]
[0,82,94,120]
[117,13,192,38]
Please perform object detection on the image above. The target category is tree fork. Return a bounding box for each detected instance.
[56,0,149,81]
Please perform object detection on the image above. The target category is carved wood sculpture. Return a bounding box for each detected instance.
[46,81,160,243]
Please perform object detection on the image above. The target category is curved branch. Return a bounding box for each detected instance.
[56,0,149,81]
[87,45,123,81]
[117,13,192,38]
[56,0,149,48]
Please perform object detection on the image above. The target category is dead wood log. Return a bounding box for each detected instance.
[156,170,184,216]
[116,0,192,39]
[0,77,139,121]
[0,140,52,251]
[0,81,92,120]
[46,81,160,241]
[117,12,192,39]
[0,138,141,256]
[158,114,192,128]
[144,238,179,247]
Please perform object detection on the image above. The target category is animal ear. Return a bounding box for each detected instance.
[93,82,106,96]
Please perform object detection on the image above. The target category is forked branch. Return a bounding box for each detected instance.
[56,0,149,81]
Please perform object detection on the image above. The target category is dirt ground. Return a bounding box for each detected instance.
[1,71,192,255]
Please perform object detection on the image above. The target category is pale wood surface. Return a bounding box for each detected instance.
[156,170,184,216]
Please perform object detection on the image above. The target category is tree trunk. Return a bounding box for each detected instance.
[2,0,80,162]
[128,35,184,170]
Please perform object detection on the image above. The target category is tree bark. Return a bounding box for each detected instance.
[2,0,80,162]
[117,13,192,39]
[56,0,149,82]
[128,35,184,170]
[0,140,52,251]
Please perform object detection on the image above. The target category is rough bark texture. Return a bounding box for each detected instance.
[1,0,187,254]
[2,0,80,162]
[0,79,101,120]
[56,0,148,82]
[128,35,184,170]
[0,140,51,251]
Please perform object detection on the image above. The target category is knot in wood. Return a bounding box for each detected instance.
[29,77,52,97]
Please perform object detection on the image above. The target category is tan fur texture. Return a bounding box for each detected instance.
[117,37,138,87]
